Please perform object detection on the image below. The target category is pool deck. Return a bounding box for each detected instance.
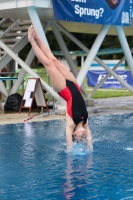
[0,96,133,124]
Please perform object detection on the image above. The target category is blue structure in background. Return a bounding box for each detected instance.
[53,0,132,26]
[87,70,133,88]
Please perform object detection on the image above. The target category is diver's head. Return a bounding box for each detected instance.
[72,125,86,143]
[74,125,86,137]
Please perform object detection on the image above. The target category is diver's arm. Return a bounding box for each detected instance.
[84,121,93,152]
[66,113,75,151]
[66,126,73,151]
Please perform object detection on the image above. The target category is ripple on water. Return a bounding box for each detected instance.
[0,115,133,199]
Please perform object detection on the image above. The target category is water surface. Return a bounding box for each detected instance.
[0,113,133,199]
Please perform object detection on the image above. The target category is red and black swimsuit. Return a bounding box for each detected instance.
[59,80,88,125]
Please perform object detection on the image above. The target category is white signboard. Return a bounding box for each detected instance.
[19,78,49,115]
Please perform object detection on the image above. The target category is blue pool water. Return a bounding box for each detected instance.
[0,113,133,200]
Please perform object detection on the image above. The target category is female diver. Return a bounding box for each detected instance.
[28,25,93,152]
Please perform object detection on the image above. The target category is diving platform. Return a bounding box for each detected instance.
[0,0,133,36]
[0,0,133,107]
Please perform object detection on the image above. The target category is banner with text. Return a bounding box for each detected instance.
[87,70,133,88]
[52,0,132,26]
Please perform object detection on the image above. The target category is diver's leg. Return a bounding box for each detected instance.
[28,26,66,92]
[32,26,77,83]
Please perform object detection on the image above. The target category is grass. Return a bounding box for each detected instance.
[83,78,133,98]
[89,89,133,99]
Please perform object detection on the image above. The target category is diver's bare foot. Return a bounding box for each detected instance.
[33,26,40,41]
[28,25,35,42]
